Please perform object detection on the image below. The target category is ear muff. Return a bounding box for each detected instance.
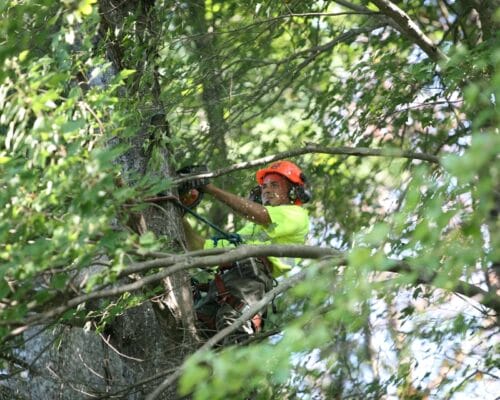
[248,186,262,204]
[288,173,311,203]
[289,185,312,203]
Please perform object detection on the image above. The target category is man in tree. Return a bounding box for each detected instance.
[183,160,311,343]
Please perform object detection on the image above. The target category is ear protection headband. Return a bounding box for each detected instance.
[288,173,311,204]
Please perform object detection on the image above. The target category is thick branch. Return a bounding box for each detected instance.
[3,246,341,333]
[5,245,499,339]
[370,0,448,63]
[173,144,440,184]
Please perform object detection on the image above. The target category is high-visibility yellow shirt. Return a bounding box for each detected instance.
[204,205,310,276]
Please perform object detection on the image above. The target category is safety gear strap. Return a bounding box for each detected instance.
[212,259,270,333]
[214,273,244,311]
[196,311,216,331]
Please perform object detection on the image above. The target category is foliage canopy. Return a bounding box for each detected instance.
[0,0,499,399]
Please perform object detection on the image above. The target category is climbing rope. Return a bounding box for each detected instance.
[145,193,242,246]
[177,200,242,246]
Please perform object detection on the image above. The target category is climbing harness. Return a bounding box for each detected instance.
[212,257,274,333]
[149,176,271,335]
[180,201,266,333]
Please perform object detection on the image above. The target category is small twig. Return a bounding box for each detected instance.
[78,101,105,136]
[99,332,144,362]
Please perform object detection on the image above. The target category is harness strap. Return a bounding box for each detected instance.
[196,311,216,331]
[213,261,268,333]
[195,282,210,292]
[214,273,245,311]
[258,257,274,276]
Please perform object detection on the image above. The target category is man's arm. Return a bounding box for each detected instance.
[202,183,271,226]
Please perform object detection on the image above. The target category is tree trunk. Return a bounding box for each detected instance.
[2,2,198,399]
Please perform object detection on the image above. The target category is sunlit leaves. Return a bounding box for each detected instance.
[0,1,158,331]
[176,3,500,399]
[1,0,499,398]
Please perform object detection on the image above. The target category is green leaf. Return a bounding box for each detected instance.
[60,119,85,134]
[118,69,136,79]
[52,273,69,290]
[139,231,156,246]
[180,357,211,395]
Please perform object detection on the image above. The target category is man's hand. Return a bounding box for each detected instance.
[180,177,209,192]
[177,165,210,192]
[179,188,202,208]
[177,165,209,208]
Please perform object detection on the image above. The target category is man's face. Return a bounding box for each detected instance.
[261,173,291,206]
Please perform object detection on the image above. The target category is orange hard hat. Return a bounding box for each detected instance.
[256,160,305,185]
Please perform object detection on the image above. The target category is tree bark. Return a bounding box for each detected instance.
[3,2,198,399]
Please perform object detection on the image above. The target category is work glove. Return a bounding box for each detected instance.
[179,188,202,208]
[177,165,209,209]
[177,165,210,193]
